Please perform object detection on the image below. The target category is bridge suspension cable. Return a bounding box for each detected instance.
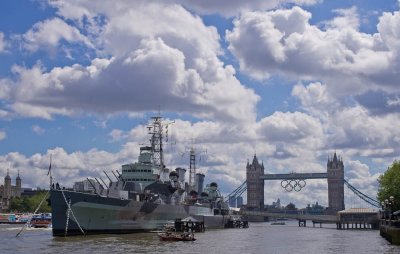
[224,180,247,202]
[344,179,380,208]
[225,179,380,209]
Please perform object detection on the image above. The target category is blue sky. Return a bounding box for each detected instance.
[0,0,399,208]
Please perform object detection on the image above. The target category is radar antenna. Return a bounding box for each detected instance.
[185,140,207,190]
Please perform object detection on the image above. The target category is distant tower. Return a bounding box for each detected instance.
[327,152,345,211]
[246,155,265,210]
[16,170,22,198]
[4,169,12,200]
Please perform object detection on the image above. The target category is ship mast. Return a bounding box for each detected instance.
[187,143,206,191]
[148,116,174,171]
[189,147,196,188]
[148,116,164,169]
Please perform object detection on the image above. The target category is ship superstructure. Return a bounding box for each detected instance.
[50,116,231,236]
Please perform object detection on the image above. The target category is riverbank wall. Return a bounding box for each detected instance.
[380,219,400,245]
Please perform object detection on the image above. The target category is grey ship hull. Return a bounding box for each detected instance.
[50,189,227,236]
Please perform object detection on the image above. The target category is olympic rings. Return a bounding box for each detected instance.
[280,179,307,192]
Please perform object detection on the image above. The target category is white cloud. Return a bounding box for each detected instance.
[327,106,400,152]
[1,0,261,123]
[226,6,400,96]
[292,82,340,118]
[173,0,319,16]
[0,130,6,141]
[0,147,130,188]
[257,111,323,146]
[109,129,127,142]
[22,18,93,52]
[0,32,7,52]
[387,96,400,107]
[345,159,380,200]
[325,6,360,30]
[292,82,400,157]
[32,125,45,135]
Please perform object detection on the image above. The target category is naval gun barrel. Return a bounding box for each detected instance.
[87,178,98,195]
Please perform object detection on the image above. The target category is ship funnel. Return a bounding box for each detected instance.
[175,167,186,183]
[195,173,205,194]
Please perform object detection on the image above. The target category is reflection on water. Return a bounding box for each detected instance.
[2,221,400,254]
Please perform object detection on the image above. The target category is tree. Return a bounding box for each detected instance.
[9,192,51,213]
[377,160,400,212]
[286,202,296,210]
[9,197,24,212]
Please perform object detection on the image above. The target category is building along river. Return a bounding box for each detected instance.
[1,220,399,254]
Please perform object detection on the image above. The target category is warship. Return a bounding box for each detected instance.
[49,116,231,236]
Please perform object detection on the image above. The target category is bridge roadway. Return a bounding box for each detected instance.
[239,210,338,223]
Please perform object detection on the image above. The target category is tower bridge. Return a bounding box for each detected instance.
[227,152,379,213]
[245,152,345,212]
[226,152,380,229]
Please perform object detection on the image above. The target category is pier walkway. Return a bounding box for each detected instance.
[239,209,379,229]
[239,210,337,223]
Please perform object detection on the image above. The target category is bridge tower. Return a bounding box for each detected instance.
[327,152,345,212]
[246,155,264,210]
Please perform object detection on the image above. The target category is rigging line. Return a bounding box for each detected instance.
[16,190,49,237]
[65,199,71,237]
[60,189,86,236]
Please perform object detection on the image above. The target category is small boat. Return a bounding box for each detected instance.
[158,231,196,241]
[30,213,52,228]
[271,221,285,225]
[0,213,25,224]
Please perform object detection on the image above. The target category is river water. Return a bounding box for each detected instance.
[2,221,400,254]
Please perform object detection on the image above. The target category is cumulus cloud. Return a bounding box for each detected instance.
[0,38,258,122]
[327,106,400,152]
[292,82,340,119]
[325,6,360,30]
[174,0,319,16]
[257,111,323,145]
[21,17,93,52]
[226,6,400,97]
[0,1,260,123]
[0,147,132,188]
[345,159,380,200]
[291,82,400,157]
[356,90,400,115]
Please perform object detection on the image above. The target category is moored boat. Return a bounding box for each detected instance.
[30,213,52,228]
[270,222,285,225]
[158,231,196,241]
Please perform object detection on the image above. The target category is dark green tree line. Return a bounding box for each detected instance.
[9,191,51,213]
